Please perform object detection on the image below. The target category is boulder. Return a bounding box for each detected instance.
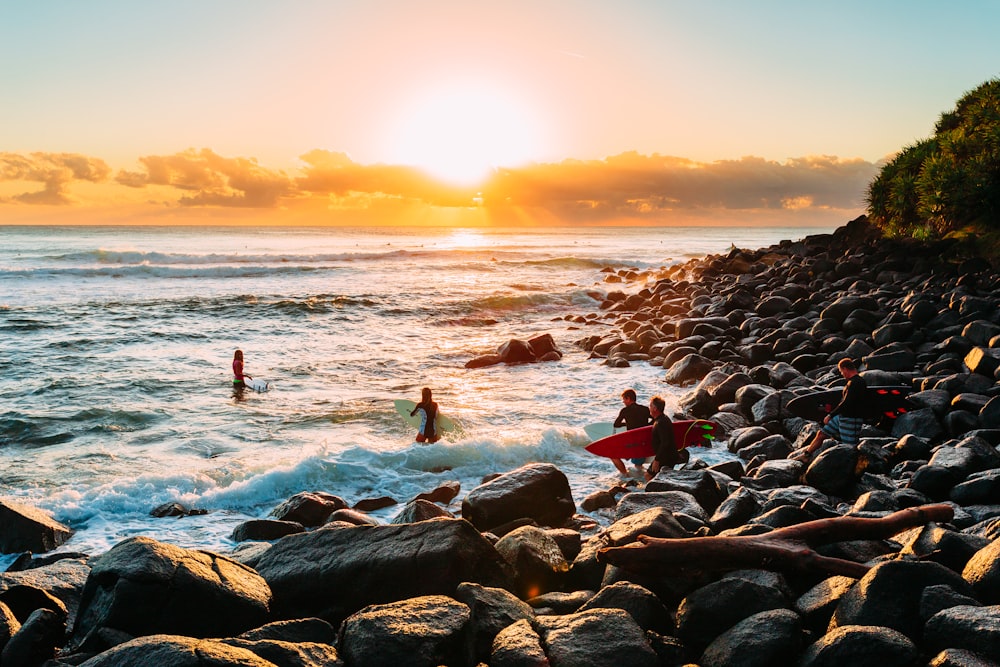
[490,618,547,667]
[963,538,1000,604]
[924,605,1000,662]
[230,519,304,542]
[218,637,343,666]
[803,445,859,497]
[0,556,90,630]
[494,526,568,599]
[413,481,461,505]
[269,491,347,527]
[644,469,726,513]
[699,608,804,667]
[0,601,19,655]
[453,583,534,664]
[614,491,708,524]
[891,408,945,442]
[0,608,64,667]
[675,577,788,648]
[830,560,973,639]
[664,353,715,385]
[461,463,576,531]
[0,501,72,555]
[337,595,470,667]
[69,537,271,652]
[250,519,511,625]
[576,581,673,634]
[72,634,279,667]
[795,575,858,633]
[391,499,454,524]
[536,608,658,667]
[798,625,919,667]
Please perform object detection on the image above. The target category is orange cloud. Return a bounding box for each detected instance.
[116,148,294,207]
[0,152,111,205]
[2,148,878,226]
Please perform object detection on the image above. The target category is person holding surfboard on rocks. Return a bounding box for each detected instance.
[232,349,251,388]
[791,358,868,462]
[645,395,678,481]
[610,389,653,476]
[410,387,441,443]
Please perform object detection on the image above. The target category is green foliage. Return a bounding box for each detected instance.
[867,78,1000,239]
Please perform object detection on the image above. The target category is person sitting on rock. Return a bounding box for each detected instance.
[610,388,653,476]
[645,395,678,481]
[791,358,868,462]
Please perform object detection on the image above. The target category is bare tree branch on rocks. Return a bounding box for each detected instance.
[598,504,954,579]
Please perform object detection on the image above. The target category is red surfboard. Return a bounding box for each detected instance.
[585,420,717,459]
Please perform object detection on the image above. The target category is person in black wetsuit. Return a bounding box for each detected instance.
[410,387,440,443]
[609,388,653,475]
[645,395,677,481]
[792,358,868,462]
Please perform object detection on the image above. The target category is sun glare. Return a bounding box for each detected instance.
[388,84,541,186]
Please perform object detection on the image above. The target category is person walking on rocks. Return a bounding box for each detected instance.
[645,395,678,481]
[792,358,868,462]
[610,388,653,476]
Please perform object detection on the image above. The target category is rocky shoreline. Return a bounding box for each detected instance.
[3,216,1000,666]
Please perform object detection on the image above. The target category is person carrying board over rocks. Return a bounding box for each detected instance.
[791,358,868,463]
[645,395,679,481]
[410,387,441,443]
[610,388,653,476]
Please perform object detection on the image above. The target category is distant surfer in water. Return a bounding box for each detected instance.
[610,388,652,476]
[645,395,678,481]
[232,349,251,388]
[410,387,440,443]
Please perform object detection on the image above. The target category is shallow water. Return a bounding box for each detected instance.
[0,224,833,566]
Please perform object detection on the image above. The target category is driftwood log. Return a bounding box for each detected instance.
[598,503,954,578]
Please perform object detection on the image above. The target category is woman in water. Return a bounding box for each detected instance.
[410,387,440,443]
[232,349,252,388]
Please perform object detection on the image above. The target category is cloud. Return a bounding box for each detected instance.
[0,152,111,205]
[5,147,877,225]
[477,152,878,222]
[116,148,294,207]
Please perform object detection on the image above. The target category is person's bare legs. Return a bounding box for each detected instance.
[611,457,628,475]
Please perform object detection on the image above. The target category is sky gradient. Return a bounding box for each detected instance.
[2,1,999,226]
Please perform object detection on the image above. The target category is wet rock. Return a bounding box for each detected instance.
[269,491,348,527]
[413,480,461,505]
[230,519,304,542]
[149,502,207,518]
[462,463,576,532]
[390,499,454,524]
[0,501,72,555]
[494,525,569,599]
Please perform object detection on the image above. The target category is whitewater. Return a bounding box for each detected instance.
[0,224,833,567]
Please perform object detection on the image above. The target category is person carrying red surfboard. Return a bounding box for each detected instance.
[609,389,653,476]
[645,395,678,481]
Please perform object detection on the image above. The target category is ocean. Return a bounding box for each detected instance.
[0,224,833,567]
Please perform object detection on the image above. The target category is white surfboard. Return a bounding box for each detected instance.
[583,422,621,441]
[394,399,456,433]
[242,378,270,392]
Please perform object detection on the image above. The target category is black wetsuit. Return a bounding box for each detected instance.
[651,413,677,469]
[411,400,438,440]
[830,374,868,418]
[614,402,652,430]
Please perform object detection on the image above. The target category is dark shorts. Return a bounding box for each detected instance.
[821,415,863,445]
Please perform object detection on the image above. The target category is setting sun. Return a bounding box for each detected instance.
[387,83,543,185]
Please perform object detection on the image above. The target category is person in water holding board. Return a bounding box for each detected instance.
[610,388,653,476]
[791,358,868,462]
[232,349,251,388]
[410,387,441,443]
[645,395,678,481]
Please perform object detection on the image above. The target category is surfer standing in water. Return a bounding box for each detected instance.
[610,389,652,476]
[232,349,252,388]
[645,395,678,481]
[410,387,441,443]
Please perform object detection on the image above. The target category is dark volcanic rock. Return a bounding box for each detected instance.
[675,577,788,648]
[461,463,576,531]
[230,519,304,542]
[798,625,919,667]
[699,608,804,667]
[250,519,511,625]
[269,491,347,527]
[924,605,1000,662]
[536,608,659,667]
[453,582,534,664]
[577,581,673,634]
[0,501,72,555]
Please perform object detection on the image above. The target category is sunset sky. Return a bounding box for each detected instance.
[2,1,999,226]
